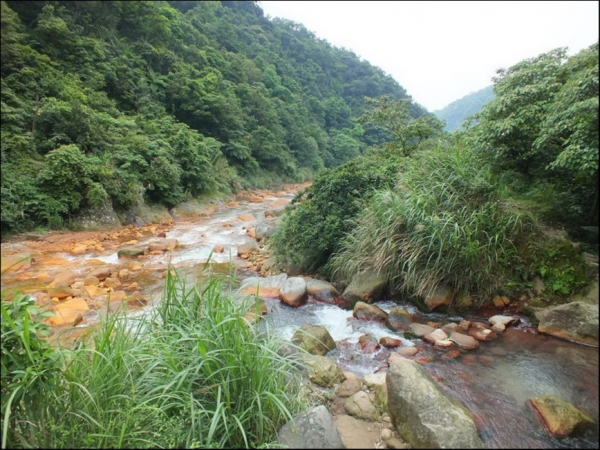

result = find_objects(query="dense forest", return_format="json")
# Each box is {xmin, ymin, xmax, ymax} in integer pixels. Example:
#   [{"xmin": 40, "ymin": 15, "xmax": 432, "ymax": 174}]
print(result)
[
  {"xmin": 1, "ymin": 0, "xmax": 429, "ymax": 237},
  {"xmin": 433, "ymin": 85, "xmax": 494, "ymax": 132}
]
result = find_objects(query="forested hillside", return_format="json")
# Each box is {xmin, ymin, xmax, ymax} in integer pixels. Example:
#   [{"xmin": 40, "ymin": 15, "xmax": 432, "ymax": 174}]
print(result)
[
  {"xmin": 433, "ymin": 85, "xmax": 494, "ymax": 132},
  {"xmin": 1, "ymin": 0, "xmax": 428, "ymax": 237}
]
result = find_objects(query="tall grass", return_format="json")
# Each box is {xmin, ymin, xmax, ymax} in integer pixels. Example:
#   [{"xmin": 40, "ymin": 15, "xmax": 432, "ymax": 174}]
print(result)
[
  {"xmin": 2, "ymin": 269, "xmax": 306, "ymax": 448},
  {"xmin": 330, "ymin": 144, "xmax": 533, "ymax": 305}
]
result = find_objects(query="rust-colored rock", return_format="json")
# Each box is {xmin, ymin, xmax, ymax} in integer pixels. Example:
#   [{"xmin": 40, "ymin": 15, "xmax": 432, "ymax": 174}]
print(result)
[
  {"xmin": 358, "ymin": 334, "xmax": 380, "ymax": 353},
  {"xmin": 379, "ymin": 336, "xmax": 402, "ymax": 348}
]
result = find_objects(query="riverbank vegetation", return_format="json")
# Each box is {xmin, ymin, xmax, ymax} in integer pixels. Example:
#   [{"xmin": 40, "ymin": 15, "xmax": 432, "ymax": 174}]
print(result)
[
  {"xmin": 1, "ymin": 269, "xmax": 309, "ymax": 448},
  {"xmin": 1, "ymin": 0, "xmax": 426, "ymax": 238},
  {"xmin": 272, "ymin": 43, "xmax": 598, "ymax": 303}
]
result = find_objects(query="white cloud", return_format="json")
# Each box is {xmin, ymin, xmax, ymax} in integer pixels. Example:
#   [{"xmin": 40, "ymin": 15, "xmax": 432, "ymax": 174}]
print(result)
[{"xmin": 259, "ymin": 1, "xmax": 599, "ymax": 110}]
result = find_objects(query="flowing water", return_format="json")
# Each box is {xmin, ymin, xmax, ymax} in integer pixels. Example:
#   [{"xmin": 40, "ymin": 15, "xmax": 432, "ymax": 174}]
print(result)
[{"xmin": 2, "ymin": 188, "xmax": 598, "ymax": 448}]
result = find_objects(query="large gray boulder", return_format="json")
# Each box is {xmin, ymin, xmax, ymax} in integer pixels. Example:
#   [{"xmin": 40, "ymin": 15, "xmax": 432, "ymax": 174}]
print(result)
[
  {"xmin": 538, "ymin": 301, "xmax": 599, "ymax": 346},
  {"xmin": 306, "ymin": 278, "xmax": 339, "ymax": 304},
  {"xmin": 279, "ymin": 276, "xmax": 308, "ymax": 307},
  {"xmin": 301, "ymin": 354, "xmax": 346, "ymax": 387},
  {"xmin": 278, "ymin": 405, "xmax": 344, "ymax": 449},
  {"xmin": 387, "ymin": 357, "xmax": 484, "ymax": 448},
  {"xmin": 340, "ymin": 270, "xmax": 387, "ymax": 309}
]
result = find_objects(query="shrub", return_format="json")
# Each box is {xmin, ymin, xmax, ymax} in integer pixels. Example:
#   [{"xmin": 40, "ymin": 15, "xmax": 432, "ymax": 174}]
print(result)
[{"xmin": 331, "ymin": 144, "xmax": 533, "ymax": 305}]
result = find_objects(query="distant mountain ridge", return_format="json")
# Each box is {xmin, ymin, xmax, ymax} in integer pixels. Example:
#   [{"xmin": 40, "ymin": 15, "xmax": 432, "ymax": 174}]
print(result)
[{"xmin": 433, "ymin": 85, "xmax": 494, "ymax": 132}]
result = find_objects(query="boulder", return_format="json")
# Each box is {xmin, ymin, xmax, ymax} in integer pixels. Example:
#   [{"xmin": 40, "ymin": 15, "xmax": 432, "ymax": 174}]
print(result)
[
  {"xmin": 468, "ymin": 324, "xmax": 497, "ymax": 341},
  {"xmin": 237, "ymin": 273, "xmax": 288, "ymax": 298},
  {"xmin": 488, "ymin": 315, "xmax": 519, "ymax": 327},
  {"xmin": 292, "ymin": 324, "xmax": 336, "ymax": 356},
  {"xmin": 335, "ymin": 379, "xmax": 362, "ymax": 397},
  {"xmin": 385, "ymin": 306, "xmax": 414, "ymax": 331},
  {"xmin": 538, "ymin": 301, "xmax": 599, "ymax": 346},
  {"xmin": 278, "ymin": 405, "xmax": 344, "ymax": 449},
  {"xmin": 340, "ymin": 271, "xmax": 387, "ymax": 309},
  {"xmin": 424, "ymin": 284, "xmax": 454, "ymax": 311},
  {"xmin": 48, "ymin": 270, "xmax": 77, "ymax": 288},
  {"xmin": 306, "ymin": 278, "xmax": 339, "ymax": 304},
  {"xmin": 279, "ymin": 276, "xmax": 308, "ymax": 307},
  {"xmin": 380, "ymin": 336, "xmax": 402, "ymax": 348},
  {"xmin": 407, "ymin": 323, "xmax": 435, "ymax": 338},
  {"xmin": 353, "ymin": 301, "xmax": 388, "ymax": 322},
  {"xmin": 301, "ymin": 354, "xmax": 346, "ymax": 387},
  {"xmin": 387, "ymin": 358, "xmax": 484, "ymax": 448},
  {"xmin": 423, "ymin": 328, "xmax": 449, "ymax": 345},
  {"xmin": 237, "ymin": 238, "xmax": 260, "ymax": 256},
  {"xmin": 528, "ymin": 395, "xmax": 595, "ymax": 438},
  {"xmin": 89, "ymin": 267, "xmax": 111, "ymax": 281},
  {"xmin": 344, "ymin": 391, "xmax": 378, "ymax": 421}
]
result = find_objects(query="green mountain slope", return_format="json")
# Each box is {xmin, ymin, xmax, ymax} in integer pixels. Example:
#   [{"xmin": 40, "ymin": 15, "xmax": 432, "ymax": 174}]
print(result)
[
  {"xmin": 1, "ymin": 0, "xmax": 428, "ymax": 236},
  {"xmin": 433, "ymin": 85, "xmax": 494, "ymax": 132}
]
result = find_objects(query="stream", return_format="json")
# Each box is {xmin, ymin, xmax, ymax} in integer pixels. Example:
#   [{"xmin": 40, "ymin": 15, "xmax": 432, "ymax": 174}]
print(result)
[{"xmin": 1, "ymin": 186, "xmax": 598, "ymax": 449}]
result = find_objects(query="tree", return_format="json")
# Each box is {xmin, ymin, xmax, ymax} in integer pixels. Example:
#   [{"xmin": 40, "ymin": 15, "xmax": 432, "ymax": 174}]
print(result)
[{"xmin": 358, "ymin": 96, "xmax": 444, "ymax": 157}]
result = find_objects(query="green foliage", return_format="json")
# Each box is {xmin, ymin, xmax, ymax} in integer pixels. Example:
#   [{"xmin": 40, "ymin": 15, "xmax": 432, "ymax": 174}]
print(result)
[
  {"xmin": 1, "ymin": 293, "xmax": 63, "ymax": 448},
  {"xmin": 271, "ymin": 155, "xmax": 403, "ymax": 274},
  {"xmin": 1, "ymin": 0, "xmax": 423, "ymax": 237},
  {"xmin": 331, "ymin": 144, "xmax": 533, "ymax": 305}
]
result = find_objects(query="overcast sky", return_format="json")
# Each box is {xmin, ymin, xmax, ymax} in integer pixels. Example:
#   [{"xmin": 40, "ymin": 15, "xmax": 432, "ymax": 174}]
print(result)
[{"xmin": 258, "ymin": 1, "xmax": 599, "ymax": 111}]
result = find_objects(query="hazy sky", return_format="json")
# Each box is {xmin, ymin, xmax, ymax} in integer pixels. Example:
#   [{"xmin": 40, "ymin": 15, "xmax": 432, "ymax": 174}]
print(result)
[{"xmin": 258, "ymin": 1, "xmax": 599, "ymax": 111}]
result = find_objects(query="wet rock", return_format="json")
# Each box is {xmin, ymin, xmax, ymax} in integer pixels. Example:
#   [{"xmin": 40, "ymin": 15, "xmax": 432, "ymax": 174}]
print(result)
[
  {"xmin": 538, "ymin": 301, "xmax": 599, "ymax": 347},
  {"xmin": 459, "ymin": 319, "xmax": 471, "ymax": 331},
  {"xmin": 238, "ymin": 213, "xmax": 256, "ymax": 221},
  {"xmin": 478, "ymin": 355, "xmax": 494, "ymax": 367},
  {"xmin": 344, "ymin": 391, "xmax": 378, "ymax": 421},
  {"xmin": 117, "ymin": 247, "xmax": 145, "ymax": 258},
  {"xmin": 449, "ymin": 332, "xmax": 480, "ymax": 350},
  {"xmin": 107, "ymin": 291, "xmax": 127, "ymax": 302},
  {"xmin": 353, "ymin": 301, "xmax": 388, "ymax": 322},
  {"xmin": 491, "ymin": 323, "xmax": 506, "ymax": 333},
  {"xmin": 279, "ymin": 276, "xmax": 308, "ymax": 307},
  {"xmin": 489, "ymin": 315, "xmax": 519, "ymax": 327},
  {"xmin": 85, "ymin": 285, "xmax": 107, "ymax": 297},
  {"xmin": 237, "ymin": 238, "xmax": 260, "ymax": 256},
  {"xmin": 434, "ymin": 339, "xmax": 454, "ymax": 349},
  {"xmin": 528, "ymin": 395, "xmax": 595, "ymax": 438},
  {"xmin": 103, "ymin": 277, "xmax": 121, "ymax": 288},
  {"xmin": 48, "ymin": 270, "xmax": 77, "ymax": 288},
  {"xmin": 306, "ymin": 278, "xmax": 339, "ymax": 304},
  {"xmin": 423, "ymin": 328, "xmax": 448, "ymax": 345},
  {"xmin": 385, "ymin": 307, "xmax": 414, "ymax": 331},
  {"xmin": 1, "ymin": 253, "xmax": 32, "ymax": 272},
  {"xmin": 468, "ymin": 324, "xmax": 497, "ymax": 341},
  {"xmin": 47, "ymin": 298, "xmax": 90, "ymax": 326},
  {"xmin": 278, "ymin": 405, "xmax": 343, "ymax": 449},
  {"xmin": 379, "ymin": 336, "xmax": 402, "ymax": 348},
  {"xmin": 301, "ymin": 354, "xmax": 346, "ymax": 387},
  {"xmin": 118, "ymin": 269, "xmax": 130, "ymax": 279},
  {"xmin": 387, "ymin": 358, "xmax": 484, "ymax": 448},
  {"xmin": 358, "ymin": 334, "xmax": 380, "ymax": 353},
  {"xmin": 396, "ymin": 346, "xmax": 419, "ymax": 357},
  {"xmin": 408, "ymin": 323, "xmax": 435, "ymax": 338},
  {"xmin": 441, "ymin": 322, "xmax": 459, "ymax": 334},
  {"xmin": 489, "ymin": 346, "xmax": 507, "ymax": 356},
  {"xmin": 88, "ymin": 267, "xmax": 110, "ymax": 281},
  {"xmin": 292, "ymin": 324, "xmax": 336, "ymax": 356},
  {"xmin": 335, "ymin": 379, "xmax": 362, "ymax": 397},
  {"xmin": 47, "ymin": 284, "xmax": 74, "ymax": 299},
  {"xmin": 147, "ymin": 238, "xmax": 178, "ymax": 252},
  {"xmin": 492, "ymin": 295, "xmax": 505, "ymax": 308},
  {"xmin": 340, "ymin": 271, "xmax": 387, "ymax": 309},
  {"xmin": 237, "ymin": 273, "xmax": 288, "ymax": 298},
  {"xmin": 424, "ymin": 284, "xmax": 454, "ymax": 311}
]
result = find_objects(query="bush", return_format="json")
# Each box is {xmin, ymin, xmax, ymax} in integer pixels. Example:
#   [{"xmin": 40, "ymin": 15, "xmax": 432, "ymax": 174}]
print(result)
[
  {"xmin": 271, "ymin": 155, "xmax": 403, "ymax": 274},
  {"xmin": 331, "ymin": 144, "xmax": 533, "ymax": 305}
]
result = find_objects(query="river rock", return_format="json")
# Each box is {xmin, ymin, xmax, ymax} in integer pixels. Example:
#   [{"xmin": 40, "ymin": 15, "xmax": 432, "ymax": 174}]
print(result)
[
  {"xmin": 441, "ymin": 322, "xmax": 459, "ymax": 334},
  {"xmin": 380, "ymin": 336, "xmax": 402, "ymax": 348},
  {"xmin": 89, "ymin": 267, "xmax": 111, "ymax": 281},
  {"xmin": 424, "ymin": 284, "xmax": 454, "ymax": 311},
  {"xmin": 489, "ymin": 315, "xmax": 519, "ymax": 327},
  {"xmin": 306, "ymin": 278, "xmax": 339, "ymax": 304},
  {"xmin": 117, "ymin": 247, "xmax": 145, "ymax": 258},
  {"xmin": 147, "ymin": 238, "xmax": 178, "ymax": 252},
  {"xmin": 278, "ymin": 405, "xmax": 343, "ymax": 449},
  {"xmin": 353, "ymin": 301, "xmax": 388, "ymax": 322},
  {"xmin": 468, "ymin": 324, "xmax": 497, "ymax": 341},
  {"xmin": 408, "ymin": 323, "xmax": 435, "ymax": 338},
  {"xmin": 237, "ymin": 273, "xmax": 288, "ymax": 298},
  {"xmin": 423, "ymin": 328, "xmax": 448, "ymax": 345},
  {"xmin": 449, "ymin": 332, "xmax": 480, "ymax": 350},
  {"xmin": 385, "ymin": 306, "xmax": 414, "ymax": 331},
  {"xmin": 340, "ymin": 270, "xmax": 387, "ymax": 309},
  {"xmin": 301, "ymin": 354, "xmax": 346, "ymax": 387},
  {"xmin": 538, "ymin": 301, "xmax": 599, "ymax": 346},
  {"xmin": 358, "ymin": 334, "xmax": 380, "ymax": 353},
  {"xmin": 396, "ymin": 346, "xmax": 419, "ymax": 357},
  {"xmin": 279, "ymin": 276, "xmax": 308, "ymax": 307},
  {"xmin": 334, "ymin": 414, "xmax": 385, "ymax": 449},
  {"xmin": 292, "ymin": 324, "xmax": 336, "ymax": 356},
  {"xmin": 335, "ymin": 379, "xmax": 362, "ymax": 397},
  {"xmin": 1, "ymin": 253, "xmax": 32, "ymax": 272},
  {"xmin": 528, "ymin": 395, "xmax": 595, "ymax": 438},
  {"xmin": 48, "ymin": 270, "xmax": 77, "ymax": 288},
  {"xmin": 387, "ymin": 358, "xmax": 484, "ymax": 448},
  {"xmin": 344, "ymin": 391, "xmax": 378, "ymax": 421},
  {"xmin": 237, "ymin": 238, "xmax": 260, "ymax": 256}
]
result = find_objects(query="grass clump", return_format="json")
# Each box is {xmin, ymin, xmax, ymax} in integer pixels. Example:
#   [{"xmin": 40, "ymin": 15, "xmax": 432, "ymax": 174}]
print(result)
[
  {"xmin": 2, "ymin": 269, "xmax": 306, "ymax": 448},
  {"xmin": 330, "ymin": 144, "xmax": 534, "ymax": 306}
]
